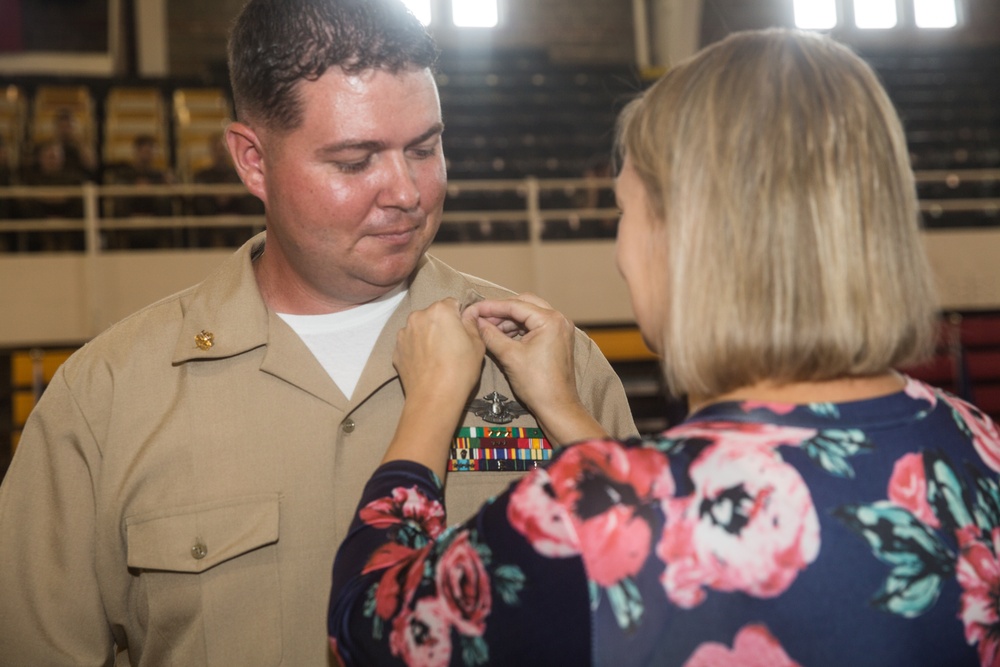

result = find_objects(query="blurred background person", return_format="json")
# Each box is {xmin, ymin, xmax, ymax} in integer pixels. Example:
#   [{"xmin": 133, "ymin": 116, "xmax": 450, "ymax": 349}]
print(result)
[
  {"xmin": 0, "ymin": 135, "xmax": 14, "ymax": 251},
  {"xmin": 52, "ymin": 107, "xmax": 96, "ymax": 180},
  {"xmin": 105, "ymin": 133, "xmax": 174, "ymax": 247},
  {"xmin": 16, "ymin": 139, "xmax": 86, "ymax": 250}
]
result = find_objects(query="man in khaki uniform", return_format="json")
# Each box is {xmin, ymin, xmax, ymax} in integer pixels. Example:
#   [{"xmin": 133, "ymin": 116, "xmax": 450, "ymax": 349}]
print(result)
[{"xmin": 0, "ymin": 0, "xmax": 636, "ymax": 664}]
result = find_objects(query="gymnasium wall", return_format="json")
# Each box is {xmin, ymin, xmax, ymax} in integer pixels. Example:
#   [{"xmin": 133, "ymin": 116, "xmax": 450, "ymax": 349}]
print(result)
[
  {"xmin": 165, "ymin": 0, "xmax": 637, "ymax": 82},
  {"xmin": 700, "ymin": 0, "xmax": 1000, "ymax": 48}
]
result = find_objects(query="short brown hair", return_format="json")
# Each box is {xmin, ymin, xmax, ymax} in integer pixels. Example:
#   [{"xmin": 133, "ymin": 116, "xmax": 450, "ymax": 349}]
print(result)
[
  {"xmin": 617, "ymin": 29, "xmax": 938, "ymax": 398},
  {"xmin": 228, "ymin": 0, "xmax": 438, "ymax": 132}
]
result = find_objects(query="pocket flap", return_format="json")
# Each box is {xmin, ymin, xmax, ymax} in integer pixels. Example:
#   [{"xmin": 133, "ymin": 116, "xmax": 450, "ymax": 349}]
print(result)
[{"xmin": 126, "ymin": 494, "xmax": 279, "ymax": 573}]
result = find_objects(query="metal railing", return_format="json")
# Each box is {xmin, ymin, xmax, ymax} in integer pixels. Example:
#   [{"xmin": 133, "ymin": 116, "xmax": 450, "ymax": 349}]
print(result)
[
  {"xmin": 2, "ymin": 168, "xmax": 999, "ymax": 252},
  {"xmin": 0, "ymin": 177, "xmax": 624, "ymax": 252}
]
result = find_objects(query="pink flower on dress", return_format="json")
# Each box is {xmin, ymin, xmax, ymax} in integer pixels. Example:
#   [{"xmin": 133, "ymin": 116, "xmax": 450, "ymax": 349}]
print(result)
[
  {"xmin": 389, "ymin": 596, "xmax": 454, "ymax": 667},
  {"xmin": 658, "ymin": 442, "xmax": 820, "ymax": 608},
  {"xmin": 903, "ymin": 376, "xmax": 938, "ymax": 406},
  {"xmin": 956, "ymin": 525, "xmax": 1000, "ymax": 666},
  {"xmin": 939, "ymin": 392, "xmax": 1000, "ymax": 474},
  {"xmin": 682, "ymin": 624, "xmax": 802, "ymax": 667},
  {"xmin": 435, "ymin": 531, "xmax": 492, "ymax": 636},
  {"xmin": 741, "ymin": 401, "xmax": 797, "ymax": 415},
  {"xmin": 887, "ymin": 452, "xmax": 940, "ymax": 529},
  {"xmin": 508, "ymin": 440, "xmax": 674, "ymax": 587},
  {"xmin": 506, "ymin": 467, "xmax": 580, "ymax": 557},
  {"xmin": 357, "ymin": 487, "xmax": 446, "ymax": 624},
  {"xmin": 667, "ymin": 421, "xmax": 817, "ymax": 451},
  {"xmin": 365, "ymin": 545, "xmax": 429, "ymax": 621},
  {"xmin": 360, "ymin": 485, "xmax": 446, "ymax": 538},
  {"xmin": 329, "ymin": 637, "xmax": 344, "ymax": 664}
]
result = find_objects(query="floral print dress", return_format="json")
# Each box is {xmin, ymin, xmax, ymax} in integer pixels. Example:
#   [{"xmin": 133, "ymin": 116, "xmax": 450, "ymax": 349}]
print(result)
[{"xmin": 328, "ymin": 377, "xmax": 1000, "ymax": 666}]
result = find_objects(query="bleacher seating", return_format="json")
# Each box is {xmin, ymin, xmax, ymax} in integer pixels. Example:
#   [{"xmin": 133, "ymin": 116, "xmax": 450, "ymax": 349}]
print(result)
[
  {"xmin": 0, "ymin": 85, "xmax": 27, "ymax": 173},
  {"xmin": 0, "ymin": 46, "xmax": 995, "ymax": 249},
  {"xmin": 172, "ymin": 88, "xmax": 233, "ymax": 182},
  {"xmin": 0, "ymin": 45, "xmax": 993, "ymax": 198},
  {"xmin": 865, "ymin": 47, "xmax": 1000, "ymax": 175},
  {"xmin": 29, "ymin": 84, "xmax": 97, "ymax": 155},
  {"xmin": 435, "ymin": 50, "xmax": 640, "ymax": 180},
  {"xmin": 860, "ymin": 48, "xmax": 1000, "ymax": 231},
  {"xmin": 103, "ymin": 87, "xmax": 170, "ymax": 170}
]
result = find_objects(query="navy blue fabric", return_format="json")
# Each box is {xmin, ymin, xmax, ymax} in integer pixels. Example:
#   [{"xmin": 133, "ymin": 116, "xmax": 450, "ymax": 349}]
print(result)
[{"xmin": 329, "ymin": 378, "xmax": 998, "ymax": 666}]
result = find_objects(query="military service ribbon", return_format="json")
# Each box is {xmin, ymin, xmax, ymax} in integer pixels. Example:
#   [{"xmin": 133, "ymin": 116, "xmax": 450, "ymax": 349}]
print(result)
[{"xmin": 449, "ymin": 426, "xmax": 552, "ymax": 472}]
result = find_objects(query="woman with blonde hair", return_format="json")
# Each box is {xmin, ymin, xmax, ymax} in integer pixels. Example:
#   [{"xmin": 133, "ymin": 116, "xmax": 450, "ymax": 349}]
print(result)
[{"xmin": 329, "ymin": 29, "xmax": 1000, "ymax": 666}]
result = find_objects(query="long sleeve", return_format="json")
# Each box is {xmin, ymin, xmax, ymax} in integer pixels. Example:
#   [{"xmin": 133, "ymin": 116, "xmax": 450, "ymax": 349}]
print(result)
[{"xmin": 328, "ymin": 460, "xmax": 593, "ymax": 666}]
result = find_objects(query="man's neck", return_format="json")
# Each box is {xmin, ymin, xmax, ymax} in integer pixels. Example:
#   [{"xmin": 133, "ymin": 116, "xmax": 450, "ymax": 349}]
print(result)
[
  {"xmin": 688, "ymin": 372, "xmax": 906, "ymax": 413},
  {"xmin": 252, "ymin": 246, "xmax": 404, "ymax": 315}
]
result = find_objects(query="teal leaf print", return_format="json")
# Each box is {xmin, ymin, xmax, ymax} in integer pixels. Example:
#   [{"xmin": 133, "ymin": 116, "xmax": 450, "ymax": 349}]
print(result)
[
  {"xmin": 588, "ymin": 580, "xmax": 600, "ymax": 612},
  {"xmin": 470, "ymin": 533, "xmax": 494, "ymax": 566},
  {"xmin": 968, "ymin": 464, "xmax": 1000, "ymax": 535},
  {"xmin": 872, "ymin": 560, "xmax": 944, "ymax": 618},
  {"xmin": 607, "ymin": 577, "xmax": 645, "ymax": 632},
  {"xmin": 395, "ymin": 523, "xmax": 434, "ymax": 550},
  {"xmin": 833, "ymin": 501, "xmax": 954, "ymax": 618},
  {"xmin": 923, "ymin": 451, "xmax": 975, "ymax": 531},
  {"xmin": 801, "ymin": 429, "xmax": 873, "ymax": 478},
  {"xmin": 808, "ymin": 402, "xmax": 841, "ymax": 419},
  {"xmin": 649, "ymin": 435, "xmax": 686, "ymax": 456},
  {"xmin": 493, "ymin": 564, "xmax": 526, "ymax": 606},
  {"xmin": 429, "ymin": 469, "xmax": 444, "ymax": 491},
  {"xmin": 363, "ymin": 583, "xmax": 377, "ymax": 616},
  {"xmin": 362, "ymin": 586, "xmax": 385, "ymax": 639},
  {"xmin": 363, "ymin": 583, "xmax": 378, "ymax": 615},
  {"xmin": 945, "ymin": 398, "xmax": 976, "ymax": 441},
  {"xmin": 461, "ymin": 634, "xmax": 489, "ymax": 666},
  {"xmin": 431, "ymin": 525, "xmax": 465, "ymax": 561}
]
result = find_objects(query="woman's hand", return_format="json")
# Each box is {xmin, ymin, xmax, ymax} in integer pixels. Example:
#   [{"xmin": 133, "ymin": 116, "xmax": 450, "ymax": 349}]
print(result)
[
  {"xmin": 383, "ymin": 298, "xmax": 486, "ymax": 477},
  {"xmin": 464, "ymin": 295, "xmax": 607, "ymax": 445},
  {"xmin": 393, "ymin": 297, "xmax": 485, "ymax": 401}
]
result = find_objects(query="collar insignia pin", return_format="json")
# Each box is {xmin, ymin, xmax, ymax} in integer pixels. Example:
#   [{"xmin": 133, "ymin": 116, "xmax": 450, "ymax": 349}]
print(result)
[{"xmin": 195, "ymin": 330, "xmax": 215, "ymax": 351}]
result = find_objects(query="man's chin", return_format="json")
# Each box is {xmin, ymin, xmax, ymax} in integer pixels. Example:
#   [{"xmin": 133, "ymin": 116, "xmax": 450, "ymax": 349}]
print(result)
[{"xmin": 364, "ymin": 254, "xmax": 424, "ymax": 288}]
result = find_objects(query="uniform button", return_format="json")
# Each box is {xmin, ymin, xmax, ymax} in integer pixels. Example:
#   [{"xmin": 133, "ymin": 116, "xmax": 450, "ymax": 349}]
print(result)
[
  {"xmin": 191, "ymin": 540, "xmax": 208, "ymax": 560},
  {"xmin": 341, "ymin": 418, "xmax": 356, "ymax": 434}
]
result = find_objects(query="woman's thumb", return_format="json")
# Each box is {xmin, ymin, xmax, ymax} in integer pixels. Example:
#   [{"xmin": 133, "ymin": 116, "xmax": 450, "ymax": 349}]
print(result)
[{"xmin": 478, "ymin": 319, "xmax": 514, "ymax": 359}]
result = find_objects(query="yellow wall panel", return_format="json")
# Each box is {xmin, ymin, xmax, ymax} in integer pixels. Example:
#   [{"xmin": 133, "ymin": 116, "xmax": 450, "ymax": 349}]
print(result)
[
  {"xmin": 584, "ymin": 328, "xmax": 658, "ymax": 362},
  {"xmin": 11, "ymin": 349, "xmax": 75, "ymax": 386},
  {"xmin": 12, "ymin": 391, "xmax": 36, "ymax": 427}
]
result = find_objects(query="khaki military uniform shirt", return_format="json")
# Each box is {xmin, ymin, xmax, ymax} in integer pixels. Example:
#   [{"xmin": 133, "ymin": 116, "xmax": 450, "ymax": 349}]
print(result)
[{"xmin": 0, "ymin": 234, "xmax": 636, "ymax": 666}]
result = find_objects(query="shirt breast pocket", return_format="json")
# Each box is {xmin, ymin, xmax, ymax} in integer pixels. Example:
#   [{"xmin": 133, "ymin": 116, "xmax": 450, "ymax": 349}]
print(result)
[
  {"xmin": 125, "ymin": 494, "xmax": 282, "ymax": 666},
  {"xmin": 445, "ymin": 471, "xmax": 527, "ymax": 525}
]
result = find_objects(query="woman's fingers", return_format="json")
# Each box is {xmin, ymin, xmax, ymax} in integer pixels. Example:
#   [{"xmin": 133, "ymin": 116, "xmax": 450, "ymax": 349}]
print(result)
[
  {"xmin": 394, "ymin": 298, "xmax": 485, "ymax": 396},
  {"xmin": 464, "ymin": 294, "xmax": 557, "ymax": 338},
  {"xmin": 476, "ymin": 317, "xmax": 519, "ymax": 359}
]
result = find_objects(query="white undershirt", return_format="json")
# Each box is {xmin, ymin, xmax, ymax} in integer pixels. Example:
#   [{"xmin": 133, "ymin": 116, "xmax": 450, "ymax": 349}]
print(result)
[{"xmin": 277, "ymin": 286, "xmax": 407, "ymax": 399}]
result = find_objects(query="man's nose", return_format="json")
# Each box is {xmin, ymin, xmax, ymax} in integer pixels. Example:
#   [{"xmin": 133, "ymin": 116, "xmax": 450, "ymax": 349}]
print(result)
[{"xmin": 379, "ymin": 153, "xmax": 421, "ymax": 210}]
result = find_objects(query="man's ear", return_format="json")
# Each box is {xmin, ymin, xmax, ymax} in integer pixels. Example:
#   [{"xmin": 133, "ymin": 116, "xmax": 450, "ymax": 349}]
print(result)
[{"xmin": 225, "ymin": 121, "xmax": 267, "ymax": 204}]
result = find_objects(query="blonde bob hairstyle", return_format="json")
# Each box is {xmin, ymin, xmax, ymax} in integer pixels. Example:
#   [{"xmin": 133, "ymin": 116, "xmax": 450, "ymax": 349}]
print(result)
[{"xmin": 616, "ymin": 29, "xmax": 938, "ymax": 399}]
